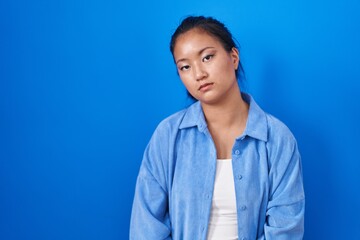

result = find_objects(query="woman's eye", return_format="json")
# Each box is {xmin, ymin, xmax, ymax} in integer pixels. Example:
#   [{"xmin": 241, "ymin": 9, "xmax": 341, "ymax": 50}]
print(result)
[
  {"xmin": 180, "ymin": 65, "xmax": 190, "ymax": 71},
  {"xmin": 203, "ymin": 54, "xmax": 214, "ymax": 62}
]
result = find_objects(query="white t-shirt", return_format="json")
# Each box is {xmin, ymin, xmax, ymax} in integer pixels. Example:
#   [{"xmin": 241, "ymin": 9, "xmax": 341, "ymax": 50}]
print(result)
[{"xmin": 207, "ymin": 159, "xmax": 238, "ymax": 240}]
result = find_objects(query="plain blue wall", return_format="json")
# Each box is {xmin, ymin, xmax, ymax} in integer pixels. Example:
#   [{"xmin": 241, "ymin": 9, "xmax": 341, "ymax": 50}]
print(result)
[{"xmin": 1, "ymin": 0, "xmax": 359, "ymax": 239}]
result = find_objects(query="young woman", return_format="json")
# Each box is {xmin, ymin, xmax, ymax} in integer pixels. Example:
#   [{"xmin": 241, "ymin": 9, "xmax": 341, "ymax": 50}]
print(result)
[{"xmin": 130, "ymin": 16, "xmax": 305, "ymax": 240}]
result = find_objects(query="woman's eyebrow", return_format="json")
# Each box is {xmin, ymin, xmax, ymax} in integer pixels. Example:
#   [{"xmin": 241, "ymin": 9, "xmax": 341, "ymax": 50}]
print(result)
[
  {"xmin": 176, "ymin": 46, "xmax": 215, "ymax": 64},
  {"xmin": 199, "ymin": 46, "xmax": 215, "ymax": 55}
]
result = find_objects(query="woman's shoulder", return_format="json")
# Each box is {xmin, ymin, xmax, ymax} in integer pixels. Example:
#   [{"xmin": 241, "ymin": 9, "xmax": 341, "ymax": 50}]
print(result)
[
  {"xmin": 265, "ymin": 113, "xmax": 293, "ymax": 134},
  {"xmin": 265, "ymin": 113, "xmax": 296, "ymax": 142},
  {"xmin": 152, "ymin": 102, "xmax": 198, "ymax": 136},
  {"xmin": 157, "ymin": 108, "xmax": 188, "ymax": 130},
  {"xmin": 244, "ymin": 93, "xmax": 297, "ymax": 145}
]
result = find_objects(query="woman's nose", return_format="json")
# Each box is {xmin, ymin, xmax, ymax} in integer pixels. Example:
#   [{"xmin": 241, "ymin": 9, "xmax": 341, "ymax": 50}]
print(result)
[{"xmin": 194, "ymin": 64, "xmax": 208, "ymax": 81}]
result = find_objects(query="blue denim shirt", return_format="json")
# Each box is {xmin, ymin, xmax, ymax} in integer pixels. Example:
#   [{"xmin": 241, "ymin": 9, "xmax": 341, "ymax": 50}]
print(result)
[{"xmin": 130, "ymin": 93, "xmax": 305, "ymax": 240}]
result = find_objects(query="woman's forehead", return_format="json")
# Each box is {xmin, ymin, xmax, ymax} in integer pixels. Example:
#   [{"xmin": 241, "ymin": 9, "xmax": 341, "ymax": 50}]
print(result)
[
  {"xmin": 176, "ymin": 28, "xmax": 219, "ymax": 45},
  {"xmin": 173, "ymin": 29, "xmax": 221, "ymax": 56}
]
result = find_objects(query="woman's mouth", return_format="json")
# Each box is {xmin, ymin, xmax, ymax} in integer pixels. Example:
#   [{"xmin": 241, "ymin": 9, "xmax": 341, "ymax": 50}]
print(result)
[{"xmin": 198, "ymin": 83, "xmax": 214, "ymax": 92}]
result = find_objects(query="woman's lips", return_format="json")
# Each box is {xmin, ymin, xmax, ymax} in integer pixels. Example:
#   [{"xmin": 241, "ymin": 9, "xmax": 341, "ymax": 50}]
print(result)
[{"xmin": 198, "ymin": 82, "xmax": 214, "ymax": 92}]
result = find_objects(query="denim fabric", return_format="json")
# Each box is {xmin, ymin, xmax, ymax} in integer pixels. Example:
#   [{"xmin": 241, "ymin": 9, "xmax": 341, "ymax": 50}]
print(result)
[{"xmin": 130, "ymin": 93, "xmax": 305, "ymax": 240}]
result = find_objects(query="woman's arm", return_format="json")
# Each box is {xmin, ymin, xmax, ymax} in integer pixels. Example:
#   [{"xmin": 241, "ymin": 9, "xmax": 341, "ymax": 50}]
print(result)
[
  {"xmin": 264, "ymin": 136, "xmax": 305, "ymax": 240},
  {"xmin": 130, "ymin": 127, "xmax": 172, "ymax": 240},
  {"xmin": 130, "ymin": 163, "xmax": 172, "ymax": 239}
]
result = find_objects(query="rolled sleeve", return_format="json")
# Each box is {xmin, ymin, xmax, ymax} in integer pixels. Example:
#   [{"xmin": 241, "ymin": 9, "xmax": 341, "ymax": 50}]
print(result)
[
  {"xmin": 130, "ymin": 129, "xmax": 172, "ymax": 240},
  {"xmin": 265, "ymin": 136, "xmax": 305, "ymax": 239},
  {"xmin": 130, "ymin": 168, "xmax": 171, "ymax": 239}
]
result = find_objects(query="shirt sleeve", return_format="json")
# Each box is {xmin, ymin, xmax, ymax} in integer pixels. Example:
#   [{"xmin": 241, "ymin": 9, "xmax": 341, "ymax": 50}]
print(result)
[
  {"xmin": 264, "ymin": 134, "xmax": 305, "ymax": 239},
  {"xmin": 130, "ymin": 129, "xmax": 172, "ymax": 240}
]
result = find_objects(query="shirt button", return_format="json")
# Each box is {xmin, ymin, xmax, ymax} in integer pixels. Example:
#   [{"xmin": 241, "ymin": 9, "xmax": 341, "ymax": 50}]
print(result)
[
  {"xmin": 241, "ymin": 238, "xmax": 247, "ymax": 240},
  {"xmin": 234, "ymin": 150, "xmax": 240, "ymax": 155},
  {"xmin": 240, "ymin": 205, "xmax": 247, "ymax": 211},
  {"xmin": 237, "ymin": 174, "xmax": 243, "ymax": 180}
]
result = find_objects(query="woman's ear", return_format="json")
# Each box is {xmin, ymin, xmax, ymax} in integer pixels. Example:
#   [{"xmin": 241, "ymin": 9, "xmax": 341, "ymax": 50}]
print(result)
[{"xmin": 230, "ymin": 47, "xmax": 240, "ymax": 70}]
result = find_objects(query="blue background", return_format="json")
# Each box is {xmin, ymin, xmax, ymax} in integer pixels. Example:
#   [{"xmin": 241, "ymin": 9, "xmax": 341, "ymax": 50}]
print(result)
[{"xmin": 1, "ymin": 0, "xmax": 360, "ymax": 239}]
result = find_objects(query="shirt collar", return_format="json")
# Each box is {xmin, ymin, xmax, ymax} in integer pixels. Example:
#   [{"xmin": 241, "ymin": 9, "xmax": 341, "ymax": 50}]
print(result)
[
  {"xmin": 179, "ymin": 101, "xmax": 207, "ymax": 132},
  {"xmin": 179, "ymin": 93, "xmax": 268, "ymax": 142}
]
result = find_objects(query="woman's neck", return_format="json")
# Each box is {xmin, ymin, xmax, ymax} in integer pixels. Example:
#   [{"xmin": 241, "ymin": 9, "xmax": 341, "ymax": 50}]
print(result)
[{"xmin": 201, "ymin": 89, "xmax": 249, "ymax": 129}]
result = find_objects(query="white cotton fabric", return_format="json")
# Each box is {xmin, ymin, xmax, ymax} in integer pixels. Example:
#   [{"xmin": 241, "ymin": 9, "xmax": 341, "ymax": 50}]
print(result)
[{"xmin": 207, "ymin": 159, "xmax": 238, "ymax": 240}]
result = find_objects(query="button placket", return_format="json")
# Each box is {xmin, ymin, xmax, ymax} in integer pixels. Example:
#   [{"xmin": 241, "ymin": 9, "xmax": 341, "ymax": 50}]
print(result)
[{"xmin": 240, "ymin": 205, "xmax": 247, "ymax": 211}]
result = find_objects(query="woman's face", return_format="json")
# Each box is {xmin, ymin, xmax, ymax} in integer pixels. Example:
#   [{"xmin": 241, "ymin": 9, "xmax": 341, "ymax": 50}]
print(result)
[{"xmin": 173, "ymin": 28, "xmax": 240, "ymax": 105}]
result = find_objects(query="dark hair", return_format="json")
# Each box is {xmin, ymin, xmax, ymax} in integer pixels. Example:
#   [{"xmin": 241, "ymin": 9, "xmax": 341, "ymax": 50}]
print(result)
[
  {"xmin": 169, "ymin": 16, "xmax": 245, "ymax": 101},
  {"xmin": 170, "ymin": 16, "xmax": 244, "ymax": 80}
]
